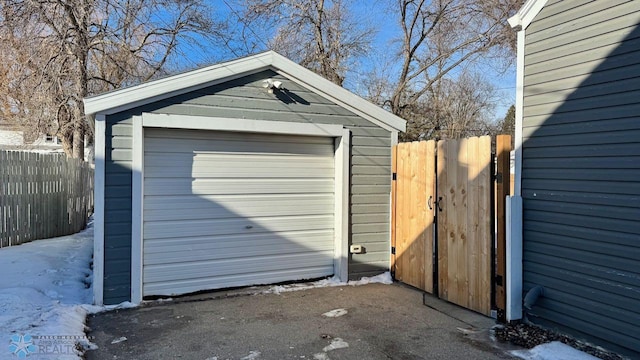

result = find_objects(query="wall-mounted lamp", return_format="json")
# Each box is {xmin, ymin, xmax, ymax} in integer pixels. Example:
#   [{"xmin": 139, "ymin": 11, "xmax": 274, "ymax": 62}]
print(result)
[{"xmin": 263, "ymin": 79, "xmax": 284, "ymax": 94}]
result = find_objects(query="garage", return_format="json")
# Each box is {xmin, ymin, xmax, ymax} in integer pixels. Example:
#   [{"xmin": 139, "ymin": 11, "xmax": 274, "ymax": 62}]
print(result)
[
  {"xmin": 142, "ymin": 128, "xmax": 336, "ymax": 296},
  {"xmin": 84, "ymin": 51, "xmax": 406, "ymax": 305}
]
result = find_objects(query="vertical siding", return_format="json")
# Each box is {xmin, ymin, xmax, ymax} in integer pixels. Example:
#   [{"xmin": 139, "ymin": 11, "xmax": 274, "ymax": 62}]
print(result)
[
  {"xmin": 522, "ymin": 1, "xmax": 640, "ymax": 356},
  {"xmin": 102, "ymin": 70, "xmax": 392, "ymax": 303}
]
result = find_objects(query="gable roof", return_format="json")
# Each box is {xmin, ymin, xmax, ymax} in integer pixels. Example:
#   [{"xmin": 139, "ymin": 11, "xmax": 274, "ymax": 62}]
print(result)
[
  {"xmin": 83, "ymin": 51, "xmax": 406, "ymax": 132},
  {"xmin": 508, "ymin": 0, "xmax": 549, "ymax": 29}
]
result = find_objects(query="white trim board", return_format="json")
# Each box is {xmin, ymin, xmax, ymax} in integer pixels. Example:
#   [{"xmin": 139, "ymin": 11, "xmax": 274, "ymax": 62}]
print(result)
[
  {"xmin": 129, "ymin": 113, "xmax": 350, "ymax": 304},
  {"xmin": 92, "ymin": 115, "xmax": 106, "ymax": 305},
  {"xmin": 130, "ymin": 116, "xmax": 144, "ymax": 304},
  {"xmin": 84, "ymin": 51, "xmax": 406, "ymax": 132},
  {"xmin": 508, "ymin": 0, "xmax": 549, "ymax": 29}
]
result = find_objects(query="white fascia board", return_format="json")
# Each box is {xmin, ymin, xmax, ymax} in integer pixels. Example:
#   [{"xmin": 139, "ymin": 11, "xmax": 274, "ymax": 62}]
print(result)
[
  {"xmin": 84, "ymin": 52, "xmax": 274, "ymax": 115},
  {"xmin": 84, "ymin": 50, "xmax": 406, "ymax": 132},
  {"xmin": 93, "ymin": 114, "xmax": 106, "ymax": 305},
  {"xmin": 142, "ymin": 113, "xmax": 345, "ymax": 137},
  {"xmin": 271, "ymin": 53, "xmax": 406, "ymax": 132},
  {"xmin": 508, "ymin": 0, "xmax": 549, "ymax": 29}
]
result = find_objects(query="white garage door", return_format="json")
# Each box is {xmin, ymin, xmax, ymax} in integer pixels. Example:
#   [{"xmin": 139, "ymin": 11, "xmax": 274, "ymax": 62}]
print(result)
[{"xmin": 142, "ymin": 128, "xmax": 336, "ymax": 296}]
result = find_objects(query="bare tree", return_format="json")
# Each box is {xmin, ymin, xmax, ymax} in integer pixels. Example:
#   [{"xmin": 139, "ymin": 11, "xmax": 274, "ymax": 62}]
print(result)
[
  {"xmin": 402, "ymin": 71, "xmax": 498, "ymax": 141},
  {"xmin": 382, "ymin": 0, "xmax": 521, "ymax": 141},
  {"xmin": 0, "ymin": 0, "xmax": 223, "ymax": 158},
  {"xmin": 243, "ymin": 0, "xmax": 373, "ymax": 86}
]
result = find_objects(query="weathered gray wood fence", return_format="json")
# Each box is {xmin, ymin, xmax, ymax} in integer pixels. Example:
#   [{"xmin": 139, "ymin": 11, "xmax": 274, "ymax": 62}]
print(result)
[{"xmin": 0, "ymin": 151, "xmax": 94, "ymax": 247}]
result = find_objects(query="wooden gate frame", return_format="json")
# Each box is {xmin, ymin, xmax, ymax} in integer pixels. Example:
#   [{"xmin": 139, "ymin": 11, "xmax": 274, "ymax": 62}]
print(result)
[{"xmin": 391, "ymin": 135, "xmax": 511, "ymax": 319}]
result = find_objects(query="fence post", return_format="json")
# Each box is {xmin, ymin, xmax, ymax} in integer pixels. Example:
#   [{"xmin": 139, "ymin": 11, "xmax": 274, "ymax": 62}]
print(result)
[
  {"xmin": 495, "ymin": 135, "xmax": 512, "ymax": 322},
  {"xmin": 390, "ymin": 145, "xmax": 398, "ymax": 279}
]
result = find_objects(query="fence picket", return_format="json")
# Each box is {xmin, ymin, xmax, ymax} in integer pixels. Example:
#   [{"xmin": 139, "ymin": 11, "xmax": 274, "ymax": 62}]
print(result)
[{"xmin": 0, "ymin": 150, "xmax": 94, "ymax": 247}]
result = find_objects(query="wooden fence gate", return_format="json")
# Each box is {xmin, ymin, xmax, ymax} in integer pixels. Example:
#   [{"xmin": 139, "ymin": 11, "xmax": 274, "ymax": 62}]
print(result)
[{"xmin": 392, "ymin": 135, "xmax": 510, "ymax": 317}]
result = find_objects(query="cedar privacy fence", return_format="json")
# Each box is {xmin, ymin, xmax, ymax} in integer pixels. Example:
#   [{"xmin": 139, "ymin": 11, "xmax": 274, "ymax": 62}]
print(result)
[
  {"xmin": 391, "ymin": 135, "xmax": 512, "ymax": 321},
  {"xmin": 0, "ymin": 151, "xmax": 94, "ymax": 247}
]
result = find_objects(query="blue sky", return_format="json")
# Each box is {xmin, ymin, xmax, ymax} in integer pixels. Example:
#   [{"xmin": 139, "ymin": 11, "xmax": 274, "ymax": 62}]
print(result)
[{"xmin": 172, "ymin": 0, "xmax": 516, "ymax": 121}]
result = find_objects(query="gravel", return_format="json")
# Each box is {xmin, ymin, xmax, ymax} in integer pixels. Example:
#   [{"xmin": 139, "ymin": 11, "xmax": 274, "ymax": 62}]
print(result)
[{"xmin": 493, "ymin": 322, "xmax": 626, "ymax": 360}]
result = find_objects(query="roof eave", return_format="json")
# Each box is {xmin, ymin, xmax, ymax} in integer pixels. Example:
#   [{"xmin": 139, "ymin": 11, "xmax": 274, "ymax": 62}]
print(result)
[{"xmin": 84, "ymin": 51, "xmax": 406, "ymax": 133}]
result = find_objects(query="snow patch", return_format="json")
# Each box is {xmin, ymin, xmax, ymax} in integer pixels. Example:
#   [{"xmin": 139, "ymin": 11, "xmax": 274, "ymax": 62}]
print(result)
[
  {"xmin": 348, "ymin": 272, "xmax": 393, "ymax": 286},
  {"xmin": 110, "ymin": 336, "xmax": 127, "ymax": 344},
  {"xmin": 265, "ymin": 272, "xmax": 393, "ymax": 294},
  {"xmin": 83, "ymin": 301, "xmax": 138, "ymax": 315},
  {"xmin": 323, "ymin": 338, "xmax": 349, "ymax": 352},
  {"xmin": 322, "ymin": 309, "xmax": 348, "ymax": 318},
  {"xmin": 240, "ymin": 350, "xmax": 261, "ymax": 359},
  {"xmin": 0, "ymin": 221, "xmax": 94, "ymax": 359},
  {"xmin": 511, "ymin": 341, "xmax": 600, "ymax": 360},
  {"xmin": 313, "ymin": 353, "xmax": 330, "ymax": 360}
]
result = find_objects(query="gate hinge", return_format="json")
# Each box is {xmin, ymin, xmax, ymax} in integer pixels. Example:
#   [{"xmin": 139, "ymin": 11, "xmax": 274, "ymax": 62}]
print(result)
[
  {"xmin": 495, "ymin": 275, "xmax": 503, "ymax": 286},
  {"xmin": 494, "ymin": 173, "xmax": 503, "ymax": 183},
  {"xmin": 391, "ymin": 246, "xmax": 396, "ymax": 255},
  {"xmin": 392, "ymin": 172, "xmax": 397, "ymax": 181}
]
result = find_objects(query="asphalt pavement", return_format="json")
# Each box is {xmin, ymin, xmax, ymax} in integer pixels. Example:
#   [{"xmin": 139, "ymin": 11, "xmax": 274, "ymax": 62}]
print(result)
[{"xmin": 86, "ymin": 282, "xmax": 516, "ymax": 360}]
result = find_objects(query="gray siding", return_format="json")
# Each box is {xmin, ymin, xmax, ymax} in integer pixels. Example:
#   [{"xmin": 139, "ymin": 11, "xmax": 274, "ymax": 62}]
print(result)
[
  {"xmin": 103, "ymin": 69, "xmax": 392, "ymax": 304},
  {"xmin": 522, "ymin": 1, "xmax": 640, "ymax": 356}
]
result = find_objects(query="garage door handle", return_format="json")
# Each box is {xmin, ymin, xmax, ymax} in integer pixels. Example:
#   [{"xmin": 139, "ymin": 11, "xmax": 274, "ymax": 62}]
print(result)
[{"xmin": 245, "ymin": 225, "xmax": 253, "ymax": 229}]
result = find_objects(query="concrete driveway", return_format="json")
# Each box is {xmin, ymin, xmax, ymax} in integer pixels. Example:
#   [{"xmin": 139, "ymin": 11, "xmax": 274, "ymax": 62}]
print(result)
[{"xmin": 86, "ymin": 283, "xmax": 514, "ymax": 360}]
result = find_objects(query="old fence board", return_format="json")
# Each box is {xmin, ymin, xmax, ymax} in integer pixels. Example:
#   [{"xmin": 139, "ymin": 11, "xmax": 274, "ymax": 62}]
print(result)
[{"xmin": 0, "ymin": 151, "xmax": 94, "ymax": 247}]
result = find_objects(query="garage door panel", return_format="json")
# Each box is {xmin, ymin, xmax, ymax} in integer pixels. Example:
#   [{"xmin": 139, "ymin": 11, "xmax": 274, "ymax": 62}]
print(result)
[
  {"xmin": 144, "ymin": 153, "xmax": 335, "ymax": 170},
  {"xmin": 145, "ymin": 128, "xmax": 335, "ymax": 145},
  {"xmin": 144, "ymin": 241, "xmax": 335, "ymax": 265},
  {"xmin": 145, "ymin": 165, "xmax": 333, "ymax": 180},
  {"xmin": 144, "ymin": 230, "xmax": 334, "ymax": 254},
  {"xmin": 144, "ymin": 215, "xmax": 334, "ymax": 240},
  {"xmin": 145, "ymin": 138, "xmax": 335, "ymax": 156},
  {"xmin": 144, "ymin": 197, "xmax": 335, "ymax": 221},
  {"xmin": 143, "ymin": 266, "xmax": 335, "ymax": 296},
  {"xmin": 142, "ymin": 129, "xmax": 337, "ymax": 297},
  {"xmin": 144, "ymin": 194, "xmax": 334, "ymax": 211},
  {"xmin": 144, "ymin": 178, "xmax": 335, "ymax": 196},
  {"xmin": 143, "ymin": 252, "xmax": 334, "ymax": 283}
]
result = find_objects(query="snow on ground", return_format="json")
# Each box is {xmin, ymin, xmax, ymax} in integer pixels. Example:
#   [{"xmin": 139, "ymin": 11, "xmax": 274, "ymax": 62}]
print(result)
[
  {"xmin": 265, "ymin": 271, "xmax": 393, "ymax": 294},
  {"xmin": 511, "ymin": 341, "xmax": 600, "ymax": 360},
  {"xmin": 1, "ymin": 221, "xmax": 94, "ymax": 359}
]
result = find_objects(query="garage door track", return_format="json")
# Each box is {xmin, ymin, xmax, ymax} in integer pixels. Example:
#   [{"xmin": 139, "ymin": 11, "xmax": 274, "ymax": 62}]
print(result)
[{"xmin": 86, "ymin": 283, "xmax": 514, "ymax": 360}]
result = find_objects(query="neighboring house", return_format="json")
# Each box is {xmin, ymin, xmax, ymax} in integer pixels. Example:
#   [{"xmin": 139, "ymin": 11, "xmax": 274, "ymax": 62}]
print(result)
[
  {"xmin": 509, "ymin": 0, "xmax": 640, "ymax": 357},
  {"xmin": 0, "ymin": 120, "xmax": 63, "ymax": 151},
  {"xmin": 84, "ymin": 51, "xmax": 406, "ymax": 306}
]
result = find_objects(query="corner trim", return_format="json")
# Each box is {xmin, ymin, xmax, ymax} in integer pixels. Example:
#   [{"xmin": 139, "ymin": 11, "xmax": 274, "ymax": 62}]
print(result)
[
  {"xmin": 514, "ymin": 30, "xmax": 525, "ymax": 197},
  {"xmin": 93, "ymin": 114, "xmax": 106, "ymax": 305},
  {"xmin": 131, "ymin": 116, "xmax": 144, "ymax": 305},
  {"xmin": 506, "ymin": 196, "xmax": 523, "ymax": 321},
  {"xmin": 334, "ymin": 128, "xmax": 350, "ymax": 282}
]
